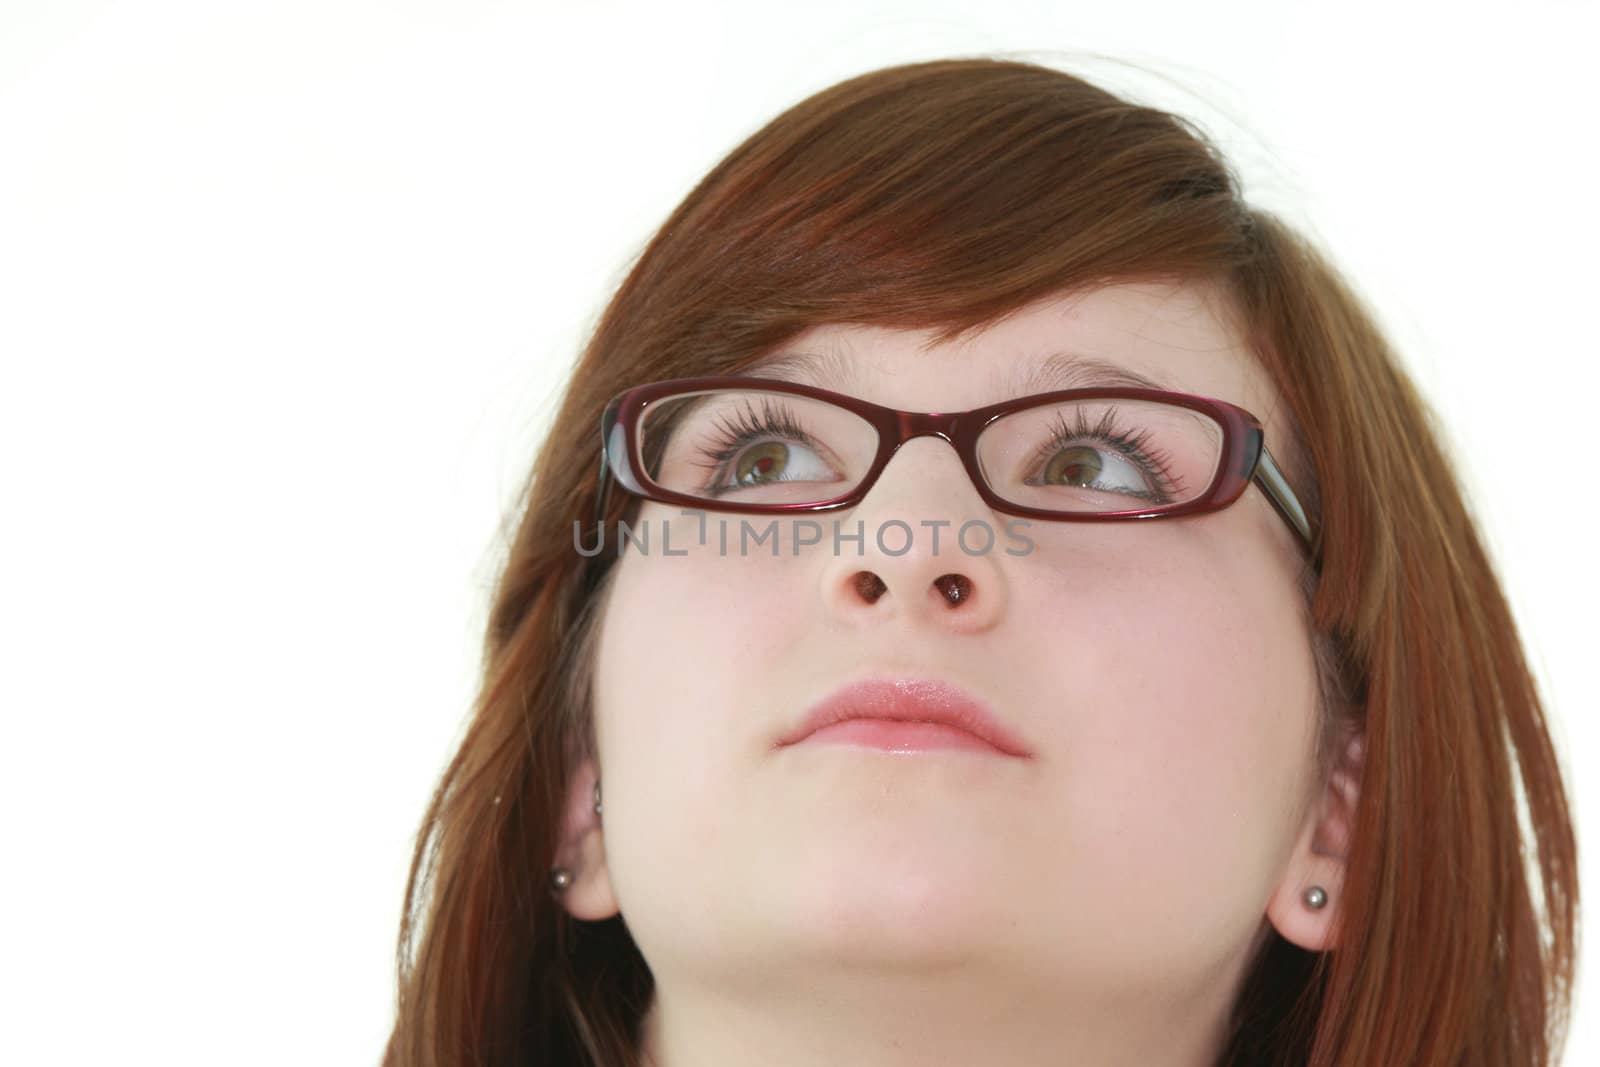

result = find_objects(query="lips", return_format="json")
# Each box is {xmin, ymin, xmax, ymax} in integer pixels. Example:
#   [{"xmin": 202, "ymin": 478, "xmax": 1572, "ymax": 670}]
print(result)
[{"xmin": 777, "ymin": 675, "xmax": 1032, "ymax": 758}]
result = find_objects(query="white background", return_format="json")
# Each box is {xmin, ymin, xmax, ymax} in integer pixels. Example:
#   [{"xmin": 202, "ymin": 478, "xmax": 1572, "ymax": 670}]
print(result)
[{"xmin": 2, "ymin": 1, "xmax": 1594, "ymax": 1063}]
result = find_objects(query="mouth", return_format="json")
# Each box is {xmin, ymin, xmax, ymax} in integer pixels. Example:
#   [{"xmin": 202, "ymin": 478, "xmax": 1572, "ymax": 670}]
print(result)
[{"xmin": 776, "ymin": 675, "xmax": 1032, "ymax": 759}]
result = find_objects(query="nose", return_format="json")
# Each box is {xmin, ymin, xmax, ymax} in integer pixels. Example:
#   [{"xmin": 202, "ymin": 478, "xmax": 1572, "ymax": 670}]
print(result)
[{"xmin": 816, "ymin": 435, "xmax": 1009, "ymax": 634}]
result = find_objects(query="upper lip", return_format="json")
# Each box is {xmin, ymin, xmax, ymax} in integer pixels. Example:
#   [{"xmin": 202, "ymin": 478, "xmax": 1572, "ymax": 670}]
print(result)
[{"xmin": 776, "ymin": 675, "xmax": 1033, "ymax": 758}]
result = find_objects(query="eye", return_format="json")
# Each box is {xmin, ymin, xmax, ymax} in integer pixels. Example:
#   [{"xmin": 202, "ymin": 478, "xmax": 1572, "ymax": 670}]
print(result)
[
  {"xmin": 723, "ymin": 438, "xmax": 832, "ymax": 489},
  {"xmin": 1037, "ymin": 444, "xmax": 1157, "ymax": 497},
  {"xmin": 1014, "ymin": 404, "xmax": 1181, "ymax": 504},
  {"xmin": 693, "ymin": 399, "xmax": 846, "ymax": 497}
]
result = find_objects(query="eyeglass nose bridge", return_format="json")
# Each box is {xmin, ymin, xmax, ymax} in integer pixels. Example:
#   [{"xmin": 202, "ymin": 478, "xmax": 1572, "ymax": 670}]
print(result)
[
  {"xmin": 859, "ymin": 408, "xmax": 985, "ymax": 498},
  {"xmin": 894, "ymin": 410, "xmax": 964, "ymax": 437}
]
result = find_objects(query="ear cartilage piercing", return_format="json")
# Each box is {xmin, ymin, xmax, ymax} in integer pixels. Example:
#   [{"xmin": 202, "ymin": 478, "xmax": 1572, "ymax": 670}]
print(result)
[
  {"xmin": 1303, "ymin": 885, "xmax": 1328, "ymax": 910},
  {"xmin": 594, "ymin": 780, "xmax": 602, "ymax": 816}
]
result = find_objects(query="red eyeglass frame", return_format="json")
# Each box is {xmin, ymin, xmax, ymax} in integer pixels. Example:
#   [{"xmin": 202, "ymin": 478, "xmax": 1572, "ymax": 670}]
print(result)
[{"xmin": 589, "ymin": 375, "xmax": 1318, "ymax": 560}]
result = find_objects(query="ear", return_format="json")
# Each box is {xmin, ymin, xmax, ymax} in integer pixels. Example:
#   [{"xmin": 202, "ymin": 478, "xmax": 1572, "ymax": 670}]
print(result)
[
  {"xmin": 550, "ymin": 756, "xmax": 621, "ymax": 920},
  {"xmin": 1264, "ymin": 732, "xmax": 1364, "ymax": 951}
]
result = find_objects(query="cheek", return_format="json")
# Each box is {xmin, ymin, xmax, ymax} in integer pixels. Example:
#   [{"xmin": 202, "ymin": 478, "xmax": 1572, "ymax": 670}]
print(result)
[
  {"xmin": 590, "ymin": 513, "xmax": 808, "ymax": 900},
  {"xmin": 599, "ymin": 513, "xmax": 806, "ymax": 707},
  {"xmin": 1026, "ymin": 516, "xmax": 1313, "ymax": 747},
  {"xmin": 1020, "ymin": 523, "xmax": 1317, "ymax": 914}
]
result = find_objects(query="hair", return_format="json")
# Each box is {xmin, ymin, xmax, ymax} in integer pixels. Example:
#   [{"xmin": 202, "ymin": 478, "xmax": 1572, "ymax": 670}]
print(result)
[{"xmin": 380, "ymin": 56, "xmax": 1578, "ymax": 1066}]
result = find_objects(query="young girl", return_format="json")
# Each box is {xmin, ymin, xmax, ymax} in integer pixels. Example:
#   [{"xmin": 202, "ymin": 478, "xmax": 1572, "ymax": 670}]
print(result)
[{"xmin": 381, "ymin": 57, "xmax": 1578, "ymax": 1066}]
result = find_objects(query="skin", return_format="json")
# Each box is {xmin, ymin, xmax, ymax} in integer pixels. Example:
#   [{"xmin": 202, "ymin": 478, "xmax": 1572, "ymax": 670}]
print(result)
[{"xmin": 553, "ymin": 280, "xmax": 1366, "ymax": 1067}]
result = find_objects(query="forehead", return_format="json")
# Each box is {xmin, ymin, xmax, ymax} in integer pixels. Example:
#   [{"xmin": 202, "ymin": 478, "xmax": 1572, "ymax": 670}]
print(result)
[{"xmin": 742, "ymin": 280, "xmax": 1281, "ymax": 423}]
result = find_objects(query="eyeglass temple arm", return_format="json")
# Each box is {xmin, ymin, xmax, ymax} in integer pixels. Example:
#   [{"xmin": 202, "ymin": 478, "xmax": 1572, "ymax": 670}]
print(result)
[
  {"xmin": 591, "ymin": 398, "xmax": 624, "ymax": 535},
  {"xmin": 592, "ymin": 440, "xmax": 613, "ymax": 532},
  {"xmin": 580, "ymin": 439, "xmax": 615, "ymax": 598},
  {"xmin": 1253, "ymin": 446, "xmax": 1314, "ymax": 549}
]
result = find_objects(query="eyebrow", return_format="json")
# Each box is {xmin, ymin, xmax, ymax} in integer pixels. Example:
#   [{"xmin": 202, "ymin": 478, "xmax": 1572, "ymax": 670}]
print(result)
[
  {"xmin": 741, "ymin": 347, "xmax": 1173, "ymax": 398},
  {"xmin": 740, "ymin": 347, "xmax": 864, "ymax": 389},
  {"xmin": 997, "ymin": 351, "xmax": 1172, "ymax": 395}
]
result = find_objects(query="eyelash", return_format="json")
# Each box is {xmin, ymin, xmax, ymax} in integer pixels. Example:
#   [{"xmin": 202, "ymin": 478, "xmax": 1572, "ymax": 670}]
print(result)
[
  {"xmin": 1028, "ymin": 405, "xmax": 1182, "ymax": 504},
  {"xmin": 690, "ymin": 400, "xmax": 1182, "ymax": 502},
  {"xmin": 691, "ymin": 399, "xmax": 822, "ymax": 496}
]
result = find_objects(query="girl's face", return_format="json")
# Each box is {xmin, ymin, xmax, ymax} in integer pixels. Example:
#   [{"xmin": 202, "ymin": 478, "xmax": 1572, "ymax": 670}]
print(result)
[{"xmin": 561, "ymin": 281, "xmax": 1354, "ymax": 1062}]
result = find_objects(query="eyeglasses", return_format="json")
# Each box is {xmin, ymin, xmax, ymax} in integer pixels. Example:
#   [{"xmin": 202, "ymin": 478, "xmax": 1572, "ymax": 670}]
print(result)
[{"xmin": 590, "ymin": 376, "xmax": 1317, "ymax": 556}]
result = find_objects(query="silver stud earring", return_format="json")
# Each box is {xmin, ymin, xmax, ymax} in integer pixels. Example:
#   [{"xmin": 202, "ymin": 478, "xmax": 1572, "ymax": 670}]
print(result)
[
  {"xmin": 594, "ymin": 780, "xmax": 602, "ymax": 816},
  {"xmin": 1303, "ymin": 885, "xmax": 1328, "ymax": 910}
]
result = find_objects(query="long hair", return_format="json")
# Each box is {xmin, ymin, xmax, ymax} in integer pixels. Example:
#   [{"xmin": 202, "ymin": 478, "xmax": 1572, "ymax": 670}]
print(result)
[{"xmin": 381, "ymin": 56, "xmax": 1578, "ymax": 1066}]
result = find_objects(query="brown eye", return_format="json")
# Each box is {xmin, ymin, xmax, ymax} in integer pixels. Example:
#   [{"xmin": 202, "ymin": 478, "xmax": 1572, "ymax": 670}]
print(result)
[
  {"xmin": 1042, "ymin": 446, "xmax": 1103, "ymax": 487},
  {"xmin": 734, "ymin": 441, "xmax": 791, "ymax": 486}
]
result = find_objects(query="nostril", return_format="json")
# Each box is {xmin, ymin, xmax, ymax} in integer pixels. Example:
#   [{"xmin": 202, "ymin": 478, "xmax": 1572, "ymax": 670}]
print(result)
[
  {"xmin": 853, "ymin": 571, "xmax": 887, "ymax": 603},
  {"xmin": 934, "ymin": 573, "xmax": 971, "ymax": 606}
]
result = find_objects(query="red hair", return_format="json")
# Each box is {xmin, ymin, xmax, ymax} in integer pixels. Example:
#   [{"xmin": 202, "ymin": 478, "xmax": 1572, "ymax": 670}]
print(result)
[{"xmin": 382, "ymin": 57, "xmax": 1578, "ymax": 1066}]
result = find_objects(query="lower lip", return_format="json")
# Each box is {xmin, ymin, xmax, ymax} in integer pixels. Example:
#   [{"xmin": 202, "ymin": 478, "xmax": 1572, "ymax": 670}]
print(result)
[{"xmin": 796, "ymin": 719, "xmax": 1006, "ymax": 754}]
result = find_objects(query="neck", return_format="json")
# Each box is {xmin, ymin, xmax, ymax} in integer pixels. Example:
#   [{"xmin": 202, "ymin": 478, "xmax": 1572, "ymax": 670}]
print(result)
[{"xmin": 635, "ymin": 966, "xmax": 1235, "ymax": 1067}]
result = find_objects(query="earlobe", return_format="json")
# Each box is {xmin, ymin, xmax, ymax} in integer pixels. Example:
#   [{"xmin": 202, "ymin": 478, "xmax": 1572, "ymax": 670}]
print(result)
[
  {"xmin": 1265, "ymin": 733, "xmax": 1364, "ymax": 952},
  {"xmin": 549, "ymin": 761, "xmax": 621, "ymax": 920},
  {"xmin": 1264, "ymin": 825, "xmax": 1345, "ymax": 952}
]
